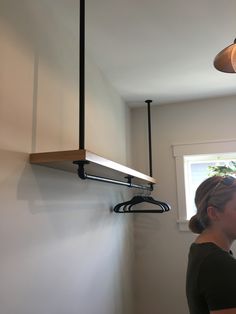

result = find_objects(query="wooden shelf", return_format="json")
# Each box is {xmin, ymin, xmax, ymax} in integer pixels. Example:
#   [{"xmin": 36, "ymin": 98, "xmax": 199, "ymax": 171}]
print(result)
[{"xmin": 29, "ymin": 149, "xmax": 156, "ymax": 185}]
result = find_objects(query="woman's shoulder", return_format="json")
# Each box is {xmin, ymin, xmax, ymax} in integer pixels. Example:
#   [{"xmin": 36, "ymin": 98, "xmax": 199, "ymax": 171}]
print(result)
[
  {"xmin": 193, "ymin": 242, "xmax": 236, "ymax": 272},
  {"xmin": 190, "ymin": 242, "xmax": 226, "ymax": 255},
  {"xmin": 189, "ymin": 242, "xmax": 234, "ymax": 266}
]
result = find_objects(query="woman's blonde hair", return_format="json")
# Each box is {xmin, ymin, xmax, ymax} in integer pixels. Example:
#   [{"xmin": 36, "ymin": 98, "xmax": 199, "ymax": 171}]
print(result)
[{"xmin": 189, "ymin": 175, "xmax": 236, "ymax": 234}]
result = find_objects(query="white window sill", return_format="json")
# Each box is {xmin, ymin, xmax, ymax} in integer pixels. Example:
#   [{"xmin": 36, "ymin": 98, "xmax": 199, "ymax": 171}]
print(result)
[{"xmin": 177, "ymin": 219, "xmax": 190, "ymax": 232}]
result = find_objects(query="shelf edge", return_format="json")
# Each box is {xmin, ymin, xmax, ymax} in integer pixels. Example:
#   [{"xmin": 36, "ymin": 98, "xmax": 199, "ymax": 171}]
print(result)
[
  {"xmin": 85, "ymin": 150, "xmax": 156, "ymax": 183},
  {"xmin": 29, "ymin": 149, "xmax": 156, "ymax": 184}
]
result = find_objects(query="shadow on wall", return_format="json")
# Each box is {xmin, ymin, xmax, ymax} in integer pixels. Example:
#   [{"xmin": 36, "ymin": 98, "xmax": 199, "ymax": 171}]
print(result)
[
  {"xmin": 0, "ymin": 149, "xmax": 132, "ymax": 238},
  {"xmin": 17, "ymin": 155, "xmax": 132, "ymax": 237},
  {"xmin": 0, "ymin": 148, "xmax": 134, "ymax": 314}
]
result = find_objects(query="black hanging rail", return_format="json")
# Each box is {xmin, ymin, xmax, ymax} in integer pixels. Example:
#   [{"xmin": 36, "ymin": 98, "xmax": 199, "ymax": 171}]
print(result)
[{"xmin": 73, "ymin": 160, "xmax": 153, "ymax": 190}]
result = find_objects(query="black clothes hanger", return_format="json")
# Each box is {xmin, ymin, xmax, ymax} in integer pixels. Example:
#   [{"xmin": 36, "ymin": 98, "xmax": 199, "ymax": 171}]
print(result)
[
  {"xmin": 114, "ymin": 194, "xmax": 171, "ymax": 213},
  {"xmin": 125, "ymin": 195, "xmax": 166, "ymax": 211},
  {"xmin": 113, "ymin": 99, "xmax": 171, "ymax": 214}
]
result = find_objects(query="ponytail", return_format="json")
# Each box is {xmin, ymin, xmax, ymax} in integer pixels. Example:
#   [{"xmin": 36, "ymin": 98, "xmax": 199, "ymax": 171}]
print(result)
[{"xmin": 188, "ymin": 214, "xmax": 205, "ymax": 234}]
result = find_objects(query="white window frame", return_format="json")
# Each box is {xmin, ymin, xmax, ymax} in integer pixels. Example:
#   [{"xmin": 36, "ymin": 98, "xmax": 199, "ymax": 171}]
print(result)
[{"xmin": 172, "ymin": 139, "xmax": 236, "ymax": 231}]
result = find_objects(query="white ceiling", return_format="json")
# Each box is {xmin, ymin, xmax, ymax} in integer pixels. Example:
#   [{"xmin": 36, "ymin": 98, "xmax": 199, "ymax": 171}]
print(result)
[{"xmin": 86, "ymin": 0, "xmax": 236, "ymax": 106}]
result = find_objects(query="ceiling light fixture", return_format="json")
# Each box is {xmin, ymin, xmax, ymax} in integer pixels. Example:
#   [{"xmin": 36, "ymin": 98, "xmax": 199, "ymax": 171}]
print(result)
[{"xmin": 214, "ymin": 39, "xmax": 236, "ymax": 73}]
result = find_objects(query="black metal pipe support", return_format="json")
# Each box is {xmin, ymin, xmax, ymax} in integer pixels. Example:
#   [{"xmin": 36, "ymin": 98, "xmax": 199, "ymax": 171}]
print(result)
[
  {"xmin": 79, "ymin": 0, "xmax": 85, "ymax": 149},
  {"xmin": 74, "ymin": 161, "xmax": 153, "ymax": 191},
  {"xmin": 78, "ymin": 0, "xmax": 154, "ymax": 192},
  {"xmin": 145, "ymin": 99, "xmax": 153, "ymax": 178}
]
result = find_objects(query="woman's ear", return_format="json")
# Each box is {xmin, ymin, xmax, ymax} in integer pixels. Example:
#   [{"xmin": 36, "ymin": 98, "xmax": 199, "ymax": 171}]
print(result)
[{"xmin": 207, "ymin": 206, "xmax": 220, "ymax": 221}]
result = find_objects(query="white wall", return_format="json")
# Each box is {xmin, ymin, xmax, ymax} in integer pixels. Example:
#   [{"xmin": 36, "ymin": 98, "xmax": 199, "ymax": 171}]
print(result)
[
  {"xmin": 131, "ymin": 95, "xmax": 236, "ymax": 314},
  {"xmin": 86, "ymin": 56, "xmax": 131, "ymax": 165},
  {"xmin": 0, "ymin": 1, "xmax": 133, "ymax": 314}
]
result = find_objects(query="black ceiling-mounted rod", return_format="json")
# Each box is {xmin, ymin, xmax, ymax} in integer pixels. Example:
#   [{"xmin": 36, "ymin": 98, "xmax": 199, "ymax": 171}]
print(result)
[
  {"xmin": 113, "ymin": 102, "xmax": 172, "ymax": 213},
  {"xmin": 79, "ymin": 0, "xmax": 85, "ymax": 149},
  {"xmin": 145, "ymin": 99, "xmax": 153, "ymax": 178},
  {"xmin": 75, "ymin": 0, "xmax": 153, "ymax": 191},
  {"xmin": 145, "ymin": 99, "xmax": 153, "ymax": 190}
]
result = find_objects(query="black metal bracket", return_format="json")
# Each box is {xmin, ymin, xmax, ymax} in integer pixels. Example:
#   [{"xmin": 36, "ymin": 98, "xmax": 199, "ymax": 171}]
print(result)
[
  {"xmin": 73, "ymin": 161, "xmax": 153, "ymax": 191},
  {"xmin": 73, "ymin": 160, "xmax": 89, "ymax": 180}
]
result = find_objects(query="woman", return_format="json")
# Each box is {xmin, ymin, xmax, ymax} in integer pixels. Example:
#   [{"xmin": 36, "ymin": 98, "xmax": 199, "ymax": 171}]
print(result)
[{"xmin": 186, "ymin": 175, "xmax": 236, "ymax": 314}]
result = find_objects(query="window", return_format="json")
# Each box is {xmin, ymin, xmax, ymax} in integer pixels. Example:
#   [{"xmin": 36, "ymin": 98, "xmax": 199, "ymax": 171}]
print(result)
[
  {"xmin": 184, "ymin": 154, "xmax": 236, "ymax": 220},
  {"xmin": 172, "ymin": 140, "xmax": 236, "ymax": 231}
]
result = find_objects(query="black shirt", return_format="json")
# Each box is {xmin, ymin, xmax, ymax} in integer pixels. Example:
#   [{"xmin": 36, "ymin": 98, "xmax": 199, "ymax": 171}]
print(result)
[{"xmin": 186, "ymin": 242, "xmax": 236, "ymax": 314}]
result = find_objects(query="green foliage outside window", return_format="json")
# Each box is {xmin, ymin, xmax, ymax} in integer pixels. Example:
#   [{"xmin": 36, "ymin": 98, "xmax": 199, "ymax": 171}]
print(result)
[{"xmin": 208, "ymin": 161, "xmax": 236, "ymax": 176}]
